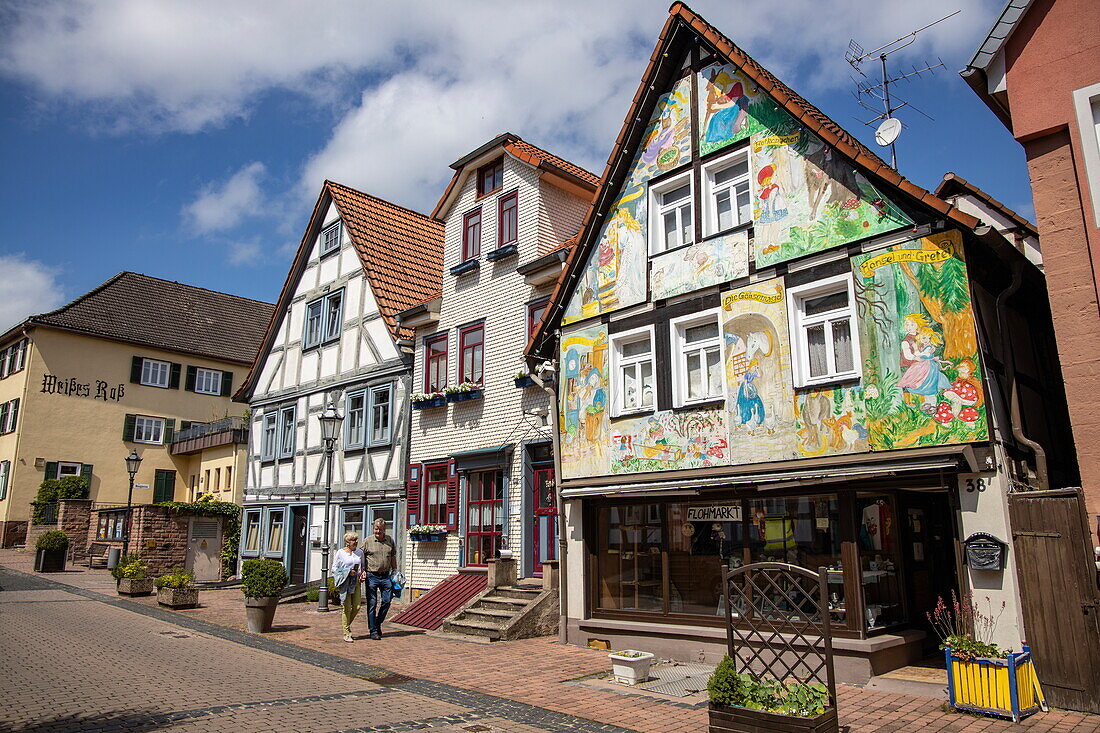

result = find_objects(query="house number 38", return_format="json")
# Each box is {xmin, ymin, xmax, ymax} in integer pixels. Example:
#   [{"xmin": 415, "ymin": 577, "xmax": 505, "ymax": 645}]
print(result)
[{"xmin": 965, "ymin": 477, "xmax": 988, "ymax": 493}]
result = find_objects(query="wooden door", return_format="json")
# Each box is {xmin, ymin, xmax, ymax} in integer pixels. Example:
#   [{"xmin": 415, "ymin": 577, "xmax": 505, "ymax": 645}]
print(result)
[
  {"xmin": 289, "ymin": 508, "xmax": 308, "ymax": 585},
  {"xmin": 532, "ymin": 466, "xmax": 556, "ymax": 576},
  {"xmin": 1009, "ymin": 488, "xmax": 1100, "ymax": 714}
]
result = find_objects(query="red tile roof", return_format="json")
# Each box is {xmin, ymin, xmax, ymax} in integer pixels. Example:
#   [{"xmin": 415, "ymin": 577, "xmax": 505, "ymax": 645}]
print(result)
[
  {"xmin": 235, "ymin": 181, "xmax": 442, "ymax": 401},
  {"xmin": 527, "ymin": 2, "xmax": 981, "ymax": 358},
  {"xmin": 935, "ymin": 172, "xmax": 1038, "ymax": 237},
  {"xmin": 1, "ymin": 272, "xmax": 274, "ymax": 365},
  {"xmin": 504, "ymin": 138, "xmax": 601, "ymax": 188}
]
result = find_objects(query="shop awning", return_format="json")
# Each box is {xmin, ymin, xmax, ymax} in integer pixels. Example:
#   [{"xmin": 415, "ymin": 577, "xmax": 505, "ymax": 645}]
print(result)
[
  {"xmin": 560, "ymin": 448, "xmax": 971, "ymax": 499},
  {"xmin": 451, "ymin": 444, "xmax": 513, "ymax": 472}
]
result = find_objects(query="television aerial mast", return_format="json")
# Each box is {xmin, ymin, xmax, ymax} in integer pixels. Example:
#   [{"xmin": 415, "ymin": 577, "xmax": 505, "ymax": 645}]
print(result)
[{"xmin": 846, "ymin": 10, "xmax": 960, "ymax": 168}]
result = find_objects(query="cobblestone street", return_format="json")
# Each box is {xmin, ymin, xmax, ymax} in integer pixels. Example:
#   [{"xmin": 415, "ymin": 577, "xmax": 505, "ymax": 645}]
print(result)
[{"xmin": 2, "ymin": 553, "xmax": 1099, "ymax": 732}]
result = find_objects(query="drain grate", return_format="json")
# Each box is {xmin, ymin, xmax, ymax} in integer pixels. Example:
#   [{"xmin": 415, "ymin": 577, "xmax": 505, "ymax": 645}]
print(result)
[
  {"xmin": 635, "ymin": 662, "xmax": 713, "ymax": 697},
  {"xmin": 368, "ymin": 673, "xmax": 415, "ymax": 686}
]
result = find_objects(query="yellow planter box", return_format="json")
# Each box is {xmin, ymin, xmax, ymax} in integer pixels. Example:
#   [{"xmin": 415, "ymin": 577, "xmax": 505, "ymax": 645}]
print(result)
[{"xmin": 945, "ymin": 648, "xmax": 1045, "ymax": 722}]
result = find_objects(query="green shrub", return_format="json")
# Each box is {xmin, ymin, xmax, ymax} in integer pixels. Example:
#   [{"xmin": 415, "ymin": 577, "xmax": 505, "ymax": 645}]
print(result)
[
  {"xmin": 155, "ymin": 567, "xmax": 195, "ymax": 590},
  {"xmin": 305, "ymin": 587, "xmax": 320, "ymax": 603},
  {"xmin": 111, "ymin": 554, "xmax": 148, "ymax": 580},
  {"xmin": 707, "ymin": 656, "xmax": 829, "ymax": 718},
  {"xmin": 35, "ymin": 530, "xmax": 69, "ymax": 552},
  {"xmin": 56, "ymin": 476, "xmax": 90, "ymax": 500},
  {"xmin": 241, "ymin": 558, "xmax": 287, "ymax": 598}
]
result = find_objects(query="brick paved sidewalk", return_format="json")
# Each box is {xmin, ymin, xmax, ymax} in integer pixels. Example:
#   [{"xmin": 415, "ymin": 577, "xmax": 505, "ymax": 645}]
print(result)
[{"xmin": 4, "ymin": 549, "xmax": 1098, "ymax": 733}]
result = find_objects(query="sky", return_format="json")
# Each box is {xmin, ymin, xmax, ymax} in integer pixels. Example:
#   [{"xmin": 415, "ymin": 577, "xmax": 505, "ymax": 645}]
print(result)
[{"xmin": 0, "ymin": 0, "xmax": 1029, "ymax": 332}]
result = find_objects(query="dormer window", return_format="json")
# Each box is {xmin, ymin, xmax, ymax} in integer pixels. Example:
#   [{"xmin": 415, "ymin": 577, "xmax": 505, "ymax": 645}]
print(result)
[
  {"xmin": 320, "ymin": 221, "xmax": 342, "ymax": 257},
  {"xmin": 477, "ymin": 159, "xmax": 503, "ymax": 197}
]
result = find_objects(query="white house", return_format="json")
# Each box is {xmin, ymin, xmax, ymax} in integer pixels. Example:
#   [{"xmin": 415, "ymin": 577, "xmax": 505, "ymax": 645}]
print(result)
[
  {"xmin": 236, "ymin": 180, "xmax": 443, "ymax": 584},
  {"xmin": 396, "ymin": 133, "xmax": 598, "ymax": 596}
]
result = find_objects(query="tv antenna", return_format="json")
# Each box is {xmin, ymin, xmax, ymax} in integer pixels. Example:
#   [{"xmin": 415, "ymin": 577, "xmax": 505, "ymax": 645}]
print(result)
[{"xmin": 846, "ymin": 10, "xmax": 959, "ymax": 168}]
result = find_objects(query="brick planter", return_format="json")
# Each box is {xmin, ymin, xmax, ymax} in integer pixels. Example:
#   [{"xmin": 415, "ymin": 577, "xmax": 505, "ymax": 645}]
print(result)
[
  {"xmin": 117, "ymin": 578, "xmax": 154, "ymax": 596},
  {"xmin": 157, "ymin": 587, "xmax": 199, "ymax": 609}
]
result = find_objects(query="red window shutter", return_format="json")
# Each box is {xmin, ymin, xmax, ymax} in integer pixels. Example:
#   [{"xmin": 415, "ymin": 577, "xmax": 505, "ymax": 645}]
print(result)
[
  {"xmin": 445, "ymin": 458, "xmax": 459, "ymax": 532},
  {"xmin": 405, "ymin": 463, "xmax": 421, "ymax": 527}
]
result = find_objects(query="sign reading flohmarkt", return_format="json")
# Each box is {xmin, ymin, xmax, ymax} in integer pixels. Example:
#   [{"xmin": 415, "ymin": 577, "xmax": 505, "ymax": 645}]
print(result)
[
  {"xmin": 685, "ymin": 505, "xmax": 743, "ymax": 522},
  {"xmin": 40, "ymin": 374, "xmax": 126, "ymax": 402}
]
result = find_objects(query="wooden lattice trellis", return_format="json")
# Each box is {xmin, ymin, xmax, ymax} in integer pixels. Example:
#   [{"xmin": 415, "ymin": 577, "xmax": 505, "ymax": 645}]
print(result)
[{"xmin": 722, "ymin": 562, "xmax": 837, "ymax": 705}]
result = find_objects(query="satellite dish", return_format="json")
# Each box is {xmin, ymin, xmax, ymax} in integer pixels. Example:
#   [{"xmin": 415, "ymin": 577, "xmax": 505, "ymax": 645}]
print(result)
[{"xmin": 875, "ymin": 117, "xmax": 902, "ymax": 147}]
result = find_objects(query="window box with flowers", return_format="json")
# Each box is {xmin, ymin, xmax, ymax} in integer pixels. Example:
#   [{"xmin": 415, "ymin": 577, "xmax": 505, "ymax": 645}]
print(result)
[
  {"xmin": 411, "ymin": 392, "xmax": 446, "ymax": 410},
  {"xmin": 513, "ymin": 370, "xmax": 536, "ymax": 388},
  {"xmin": 445, "ymin": 382, "xmax": 482, "ymax": 403},
  {"xmin": 408, "ymin": 524, "xmax": 448, "ymax": 542}
]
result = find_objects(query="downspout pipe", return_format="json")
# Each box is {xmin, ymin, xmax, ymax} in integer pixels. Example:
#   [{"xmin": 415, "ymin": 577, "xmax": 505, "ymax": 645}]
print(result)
[
  {"xmin": 530, "ymin": 358, "xmax": 569, "ymax": 645},
  {"xmin": 994, "ymin": 246, "xmax": 1049, "ymax": 490}
]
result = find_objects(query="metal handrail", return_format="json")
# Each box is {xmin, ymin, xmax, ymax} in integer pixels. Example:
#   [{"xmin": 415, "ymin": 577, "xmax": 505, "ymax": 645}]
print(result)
[{"xmin": 172, "ymin": 416, "xmax": 248, "ymax": 443}]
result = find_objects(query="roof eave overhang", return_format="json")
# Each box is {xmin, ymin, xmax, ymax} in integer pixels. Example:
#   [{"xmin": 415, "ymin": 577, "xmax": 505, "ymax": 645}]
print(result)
[{"xmin": 396, "ymin": 296, "xmax": 443, "ymax": 329}]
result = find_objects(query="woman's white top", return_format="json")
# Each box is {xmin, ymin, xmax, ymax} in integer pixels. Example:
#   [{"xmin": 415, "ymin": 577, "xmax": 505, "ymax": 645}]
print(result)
[{"xmin": 333, "ymin": 547, "xmax": 365, "ymax": 573}]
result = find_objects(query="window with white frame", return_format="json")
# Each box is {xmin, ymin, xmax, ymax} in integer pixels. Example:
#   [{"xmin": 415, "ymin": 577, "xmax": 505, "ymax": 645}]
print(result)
[
  {"xmin": 57, "ymin": 462, "xmax": 82, "ymax": 478},
  {"xmin": 261, "ymin": 413, "xmax": 277, "ymax": 461},
  {"xmin": 278, "ymin": 406, "xmax": 296, "ymax": 458},
  {"xmin": 194, "ymin": 368, "xmax": 222, "ymax": 395},
  {"xmin": 610, "ymin": 327, "xmax": 656, "ymax": 415},
  {"xmin": 0, "ymin": 460, "xmax": 9, "ymax": 500},
  {"xmin": 134, "ymin": 415, "xmax": 166, "ymax": 444},
  {"xmin": 265, "ymin": 509, "xmax": 285, "ymax": 555},
  {"xmin": 787, "ymin": 274, "xmax": 860, "ymax": 387},
  {"xmin": 320, "ymin": 220, "xmax": 342, "ymax": 256},
  {"xmin": 650, "ymin": 173, "xmax": 694, "ymax": 253},
  {"xmin": 672, "ymin": 312, "xmax": 724, "ymax": 406},
  {"xmin": 140, "ymin": 358, "xmax": 171, "ymax": 388},
  {"xmin": 703, "ymin": 151, "xmax": 751, "ymax": 235},
  {"xmin": 303, "ymin": 290, "xmax": 343, "ymax": 349}
]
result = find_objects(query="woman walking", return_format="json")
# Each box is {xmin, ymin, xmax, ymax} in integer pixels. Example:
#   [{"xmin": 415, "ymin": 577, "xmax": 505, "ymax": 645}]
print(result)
[{"xmin": 332, "ymin": 531, "xmax": 366, "ymax": 642}]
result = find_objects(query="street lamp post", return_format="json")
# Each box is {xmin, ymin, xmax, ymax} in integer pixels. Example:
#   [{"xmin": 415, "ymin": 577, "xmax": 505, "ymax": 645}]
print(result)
[
  {"xmin": 123, "ymin": 450, "xmax": 142, "ymax": 557},
  {"xmin": 316, "ymin": 404, "xmax": 344, "ymax": 612}
]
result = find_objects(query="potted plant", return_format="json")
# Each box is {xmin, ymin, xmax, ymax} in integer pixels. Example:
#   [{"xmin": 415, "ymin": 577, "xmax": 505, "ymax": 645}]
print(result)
[
  {"xmin": 112, "ymin": 554, "xmax": 153, "ymax": 596},
  {"xmin": 707, "ymin": 656, "xmax": 836, "ymax": 733},
  {"xmin": 155, "ymin": 567, "xmax": 198, "ymax": 609},
  {"xmin": 408, "ymin": 524, "xmax": 447, "ymax": 542},
  {"xmin": 34, "ymin": 530, "xmax": 69, "ymax": 572},
  {"xmin": 608, "ymin": 649, "xmax": 656, "ymax": 685},
  {"xmin": 444, "ymin": 382, "xmax": 482, "ymax": 402},
  {"xmin": 411, "ymin": 391, "xmax": 446, "ymax": 409},
  {"xmin": 929, "ymin": 592, "xmax": 1042, "ymax": 721},
  {"xmin": 242, "ymin": 557, "xmax": 288, "ymax": 633},
  {"xmin": 513, "ymin": 370, "xmax": 536, "ymax": 388}
]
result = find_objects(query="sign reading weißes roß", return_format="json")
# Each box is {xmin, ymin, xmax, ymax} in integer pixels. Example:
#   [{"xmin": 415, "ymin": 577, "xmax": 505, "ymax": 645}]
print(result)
[{"xmin": 40, "ymin": 374, "xmax": 125, "ymax": 402}]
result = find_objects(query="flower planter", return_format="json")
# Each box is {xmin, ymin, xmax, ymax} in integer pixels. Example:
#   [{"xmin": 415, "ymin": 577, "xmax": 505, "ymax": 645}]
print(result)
[
  {"xmin": 446, "ymin": 389, "xmax": 482, "ymax": 403},
  {"xmin": 117, "ymin": 577, "xmax": 154, "ymax": 596},
  {"xmin": 410, "ymin": 532, "xmax": 446, "ymax": 542},
  {"xmin": 245, "ymin": 596, "xmax": 280, "ymax": 633},
  {"xmin": 34, "ymin": 549, "xmax": 66, "ymax": 573},
  {"xmin": 157, "ymin": 587, "xmax": 199, "ymax": 609},
  {"xmin": 608, "ymin": 650, "xmax": 655, "ymax": 685},
  {"xmin": 708, "ymin": 702, "xmax": 838, "ymax": 733},
  {"xmin": 945, "ymin": 648, "xmax": 1044, "ymax": 722},
  {"xmin": 409, "ymin": 532, "xmax": 424, "ymax": 541},
  {"xmin": 412, "ymin": 396, "xmax": 446, "ymax": 410},
  {"xmin": 513, "ymin": 375, "xmax": 536, "ymax": 388}
]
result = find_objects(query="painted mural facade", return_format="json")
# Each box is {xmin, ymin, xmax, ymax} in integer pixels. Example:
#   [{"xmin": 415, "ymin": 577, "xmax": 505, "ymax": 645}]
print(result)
[
  {"xmin": 610, "ymin": 409, "xmax": 727, "ymax": 474},
  {"xmin": 560, "ymin": 324, "xmax": 610, "ymax": 478},
  {"xmin": 720, "ymin": 279, "xmax": 799, "ymax": 464},
  {"xmin": 650, "ymin": 231, "xmax": 748, "ymax": 301},
  {"xmin": 794, "ymin": 386, "xmax": 868, "ymax": 457},
  {"xmin": 853, "ymin": 230, "xmax": 989, "ymax": 450},
  {"xmin": 751, "ymin": 114, "xmax": 913, "ymax": 269},
  {"xmin": 698, "ymin": 62, "xmax": 787, "ymax": 156}
]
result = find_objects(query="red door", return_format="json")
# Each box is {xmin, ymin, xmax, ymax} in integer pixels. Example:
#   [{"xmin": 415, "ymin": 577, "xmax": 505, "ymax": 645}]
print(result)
[{"xmin": 532, "ymin": 466, "xmax": 557, "ymax": 576}]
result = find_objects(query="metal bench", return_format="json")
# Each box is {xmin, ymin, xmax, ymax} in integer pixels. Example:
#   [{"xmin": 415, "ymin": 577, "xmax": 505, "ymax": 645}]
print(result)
[{"xmin": 83, "ymin": 542, "xmax": 112, "ymax": 569}]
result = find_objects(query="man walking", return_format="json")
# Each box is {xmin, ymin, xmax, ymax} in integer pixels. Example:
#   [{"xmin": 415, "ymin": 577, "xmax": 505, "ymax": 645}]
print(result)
[{"xmin": 362, "ymin": 517, "xmax": 397, "ymax": 640}]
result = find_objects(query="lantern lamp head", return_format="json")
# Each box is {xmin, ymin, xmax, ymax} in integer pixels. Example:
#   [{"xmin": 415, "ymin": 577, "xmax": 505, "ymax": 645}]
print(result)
[
  {"xmin": 318, "ymin": 405, "xmax": 344, "ymax": 446},
  {"xmin": 125, "ymin": 450, "xmax": 142, "ymax": 477}
]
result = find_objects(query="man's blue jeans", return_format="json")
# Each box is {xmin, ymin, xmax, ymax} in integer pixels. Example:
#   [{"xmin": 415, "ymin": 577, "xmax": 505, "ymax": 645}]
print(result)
[{"xmin": 366, "ymin": 573, "xmax": 393, "ymax": 634}]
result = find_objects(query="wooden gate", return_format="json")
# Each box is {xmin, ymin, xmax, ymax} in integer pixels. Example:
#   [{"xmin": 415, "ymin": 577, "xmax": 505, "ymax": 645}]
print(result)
[{"xmin": 1008, "ymin": 488, "xmax": 1100, "ymax": 714}]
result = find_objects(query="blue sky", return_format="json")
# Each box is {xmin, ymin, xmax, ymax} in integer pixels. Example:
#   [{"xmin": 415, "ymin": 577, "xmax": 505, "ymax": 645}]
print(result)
[{"xmin": 0, "ymin": 0, "xmax": 1027, "ymax": 332}]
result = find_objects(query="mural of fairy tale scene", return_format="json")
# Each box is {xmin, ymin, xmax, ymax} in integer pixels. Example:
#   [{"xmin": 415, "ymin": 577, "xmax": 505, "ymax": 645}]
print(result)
[
  {"xmin": 650, "ymin": 231, "xmax": 749, "ymax": 301},
  {"xmin": 852, "ymin": 230, "xmax": 989, "ymax": 450},
  {"xmin": 697, "ymin": 62, "xmax": 791, "ymax": 156},
  {"xmin": 750, "ymin": 110, "xmax": 913, "ymax": 269},
  {"xmin": 720, "ymin": 279, "xmax": 800, "ymax": 464},
  {"xmin": 563, "ymin": 76, "xmax": 692, "ymax": 325},
  {"xmin": 794, "ymin": 386, "xmax": 868, "ymax": 457},
  {"xmin": 610, "ymin": 409, "xmax": 728, "ymax": 474},
  {"xmin": 560, "ymin": 324, "xmax": 610, "ymax": 478}
]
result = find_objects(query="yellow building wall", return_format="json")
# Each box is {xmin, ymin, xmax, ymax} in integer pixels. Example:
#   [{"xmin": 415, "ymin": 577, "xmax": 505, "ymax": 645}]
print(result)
[
  {"xmin": 0, "ymin": 327, "xmax": 253, "ymax": 524},
  {"xmin": 181, "ymin": 442, "xmax": 249, "ymax": 506}
]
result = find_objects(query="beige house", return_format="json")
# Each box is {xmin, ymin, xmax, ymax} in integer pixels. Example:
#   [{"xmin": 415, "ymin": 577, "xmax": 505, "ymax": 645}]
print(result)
[{"xmin": 0, "ymin": 272, "xmax": 274, "ymax": 546}]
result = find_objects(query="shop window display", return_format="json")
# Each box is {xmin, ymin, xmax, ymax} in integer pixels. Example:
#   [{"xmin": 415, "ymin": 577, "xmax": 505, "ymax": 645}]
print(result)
[
  {"xmin": 597, "ymin": 504, "xmax": 664, "ymax": 612},
  {"xmin": 856, "ymin": 494, "xmax": 905, "ymax": 630}
]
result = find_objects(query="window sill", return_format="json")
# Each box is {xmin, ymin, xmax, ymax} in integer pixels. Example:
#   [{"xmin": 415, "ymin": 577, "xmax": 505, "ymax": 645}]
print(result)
[
  {"xmin": 139, "ymin": 382, "xmax": 170, "ymax": 389},
  {"xmin": 475, "ymin": 187, "xmax": 503, "ymax": 201},
  {"xmin": 649, "ymin": 240, "xmax": 697, "ymax": 259},
  {"xmin": 673, "ymin": 398, "xmax": 725, "ymax": 412},
  {"xmin": 701, "ymin": 220, "xmax": 753, "ymax": 242},
  {"xmin": 794, "ymin": 374, "xmax": 862, "ymax": 391},
  {"xmin": 486, "ymin": 242, "xmax": 518, "ymax": 261},
  {"xmin": 610, "ymin": 408, "xmax": 656, "ymax": 422},
  {"xmin": 318, "ymin": 246, "xmax": 340, "ymax": 259},
  {"xmin": 450, "ymin": 259, "xmax": 480, "ymax": 276}
]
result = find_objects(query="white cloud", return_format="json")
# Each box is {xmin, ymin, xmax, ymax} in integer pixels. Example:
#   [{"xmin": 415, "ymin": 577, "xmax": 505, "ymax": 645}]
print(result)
[
  {"xmin": 2, "ymin": 0, "xmax": 999, "ymax": 212},
  {"xmin": 0, "ymin": 254, "xmax": 65, "ymax": 332},
  {"xmin": 227, "ymin": 240, "xmax": 263, "ymax": 266},
  {"xmin": 183, "ymin": 162, "xmax": 266, "ymax": 234}
]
